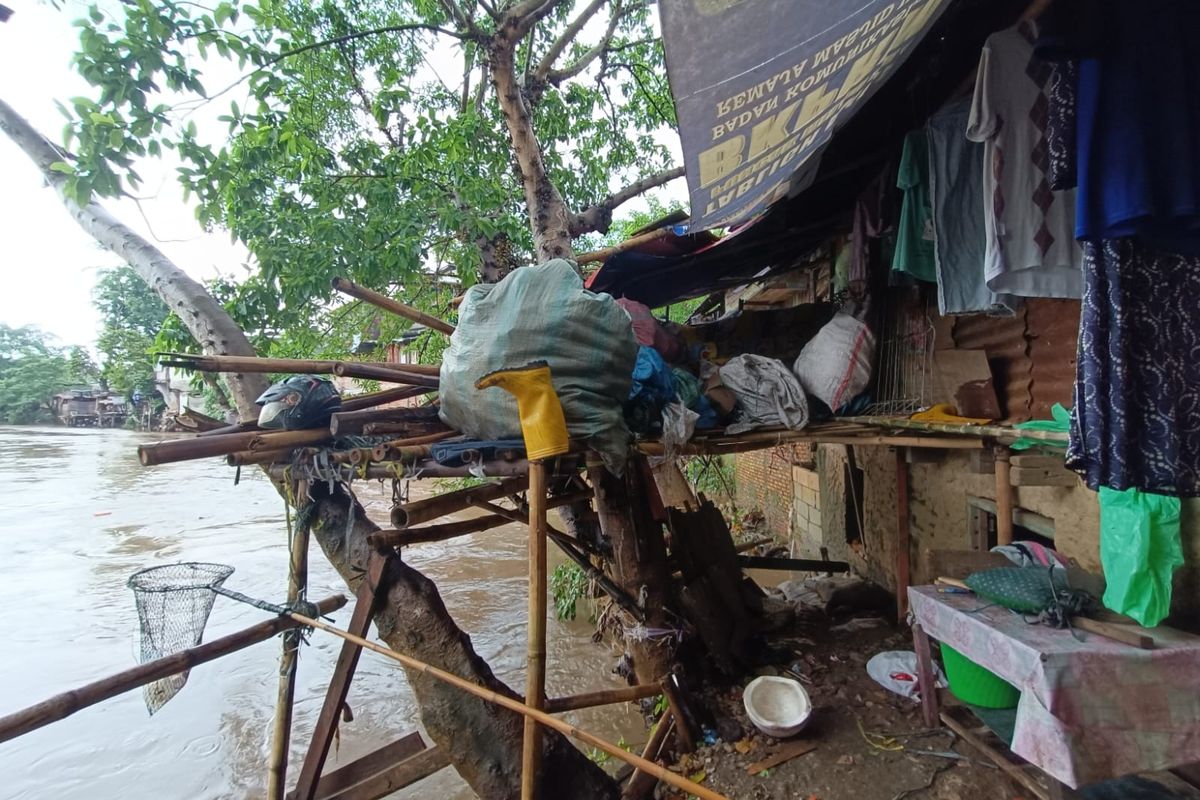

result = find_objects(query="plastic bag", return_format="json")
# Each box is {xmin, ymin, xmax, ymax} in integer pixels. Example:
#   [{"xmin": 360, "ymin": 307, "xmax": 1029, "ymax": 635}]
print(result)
[
  {"xmin": 1098, "ymin": 487, "xmax": 1183, "ymax": 626},
  {"xmin": 866, "ymin": 651, "xmax": 946, "ymax": 701},
  {"xmin": 1010, "ymin": 403, "xmax": 1071, "ymax": 450},
  {"xmin": 439, "ymin": 260, "xmax": 638, "ymax": 472}
]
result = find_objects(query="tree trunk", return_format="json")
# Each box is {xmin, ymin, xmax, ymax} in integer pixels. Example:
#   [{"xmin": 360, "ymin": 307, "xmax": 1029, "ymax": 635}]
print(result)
[
  {"xmin": 0, "ymin": 98, "xmax": 267, "ymax": 421},
  {"xmin": 488, "ymin": 39, "xmax": 574, "ymax": 263},
  {"xmin": 587, "ymin": 458, "xmax": 675, "ymax": 684},
  {"xmin": 0, "ymin": 97, "xmax": 618, "ymax": 800},
  {"xmin": 307, "ymin": 484, "xmax": 617, "ymax": 800}
]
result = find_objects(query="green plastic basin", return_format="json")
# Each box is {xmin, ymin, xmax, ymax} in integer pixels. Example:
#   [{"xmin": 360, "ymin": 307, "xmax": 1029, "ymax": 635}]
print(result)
[{"xmin": 939, "ymin": 643, "xmax": 1020, "ymax": 709}]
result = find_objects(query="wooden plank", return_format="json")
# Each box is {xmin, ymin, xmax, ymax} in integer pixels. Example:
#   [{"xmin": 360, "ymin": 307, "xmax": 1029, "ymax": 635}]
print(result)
[
  {"xmin": 1073, "ymin": 617, "xmax": 1155, "ymax": 649},
  {"xmin": 940, "ymin": 710, "xmax": 1051, "ymax": 800},
  {"xmin": 285, "ymin": 732, "xmax": 426, "ymax": 800},
  {"xmin": 745, "ymin": 739, "xmax": 817, "ymax": 775},
  {"xmin": 293, "ymin": 554, "xmax": 389, "ymax": 800},
  {"xmin": 995, "ymin": 449, "xmax": 1013, "ymax": 546},
  {"xmin": 325, "ymin": 746, "xmax": 451, "ymax": 800},
  {"xmin": 649, "ymin": 460, "xmax": 700, "ymax": 512},
  {"xmin": 1010, "ymin": 454, "xmax": 1066, "ymax": 469},
  {"xmin": 1011, "ymin": 466, "xmax": 1078, "ymax": 487}
]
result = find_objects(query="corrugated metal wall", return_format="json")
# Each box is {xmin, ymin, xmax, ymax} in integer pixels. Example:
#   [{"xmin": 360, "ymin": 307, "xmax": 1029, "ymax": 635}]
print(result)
[{"xmin": 944, "ymin": 299, "xmax": 1079, "ymax": 422}]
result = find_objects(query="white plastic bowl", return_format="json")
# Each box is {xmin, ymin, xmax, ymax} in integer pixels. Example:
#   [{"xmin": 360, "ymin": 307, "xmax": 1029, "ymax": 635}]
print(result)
[{"xmin": 742, "ymin": 675, "xmax": 813, "ymax": 738}]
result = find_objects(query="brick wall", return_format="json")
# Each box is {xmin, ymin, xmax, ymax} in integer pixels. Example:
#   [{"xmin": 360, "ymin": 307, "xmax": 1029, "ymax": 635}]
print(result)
[
  {"xmin": 792, "ymin": 465, "xmax": 822, "ymax": 546},
  {"xmin": 735, "ymin": 443, "xmax": 812, "ymax": 539}
]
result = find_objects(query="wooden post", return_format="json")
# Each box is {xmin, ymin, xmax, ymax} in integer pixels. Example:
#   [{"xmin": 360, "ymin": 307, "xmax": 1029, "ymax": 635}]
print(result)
[
  {"xmin": 0, "ymin": 594, "xmax": 347, "ymax": 745},
  {"xmin": 623, "ymin": 711, "xmax": 675, "ymax": 800},
  {"xmin": 293, "ymin": 553, "xmax": 389, "ymax": 800},
  {"xmin": 268, "ymin": 480, "xmax": 310, "ymax": 799},
  {"xmin": 995, "ymin": 447, "xmax": 1014, "ymax": 546},
  {"xmin": 522, "ymin": 459, "xmax": 548, "ymax": 800},
  {"xmin": 331, "ymin": 276, "xmax": 456, "ymax": 336},
  {"xmin": 895, "ymin": 448, "xmax": 911, "ymax": 623},
  {"xmin": 911, "ymin": 623, "xmax": 939, "ymax": 728}
]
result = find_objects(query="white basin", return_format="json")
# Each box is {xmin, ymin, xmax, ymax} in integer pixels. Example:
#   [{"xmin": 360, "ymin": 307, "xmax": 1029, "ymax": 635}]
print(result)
[{"xmin": 742, "ymin": 675, "xmax": 813, "ymax": 738}]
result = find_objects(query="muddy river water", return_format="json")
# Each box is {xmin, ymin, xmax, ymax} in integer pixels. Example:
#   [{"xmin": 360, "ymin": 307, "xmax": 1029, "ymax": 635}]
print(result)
[{"xmin": 0, "ymin": 426, "xmax": 643, "ymax": 799}]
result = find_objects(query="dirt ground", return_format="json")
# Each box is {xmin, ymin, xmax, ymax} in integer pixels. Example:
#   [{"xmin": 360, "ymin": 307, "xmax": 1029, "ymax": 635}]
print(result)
[{"xmin": 656, "ymin": 595, "xmax": 1200, "ymax": 800}]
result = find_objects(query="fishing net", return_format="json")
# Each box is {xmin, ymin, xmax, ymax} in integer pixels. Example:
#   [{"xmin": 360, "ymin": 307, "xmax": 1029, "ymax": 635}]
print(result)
[{"xmin": 127, "ymin": 562, "xmax": 234, "ymax": 714}]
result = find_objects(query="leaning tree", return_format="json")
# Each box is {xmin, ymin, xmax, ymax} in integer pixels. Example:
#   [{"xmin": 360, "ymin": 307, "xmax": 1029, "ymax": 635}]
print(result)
[{"xmin": 2, "ymin": 1, "xmax": 686, "ymax": 797}]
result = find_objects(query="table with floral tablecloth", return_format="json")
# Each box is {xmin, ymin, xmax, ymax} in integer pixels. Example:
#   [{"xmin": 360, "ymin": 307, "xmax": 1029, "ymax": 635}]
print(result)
[{"xmin": 908, "ymin": 585, "xmax": 1200, "ymax": 788}]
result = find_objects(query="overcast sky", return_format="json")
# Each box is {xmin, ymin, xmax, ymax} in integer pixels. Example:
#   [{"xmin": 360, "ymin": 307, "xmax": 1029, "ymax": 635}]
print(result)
[{"xmin": 0, "ymin": 0, "xmax": 257, "ymax": 350}]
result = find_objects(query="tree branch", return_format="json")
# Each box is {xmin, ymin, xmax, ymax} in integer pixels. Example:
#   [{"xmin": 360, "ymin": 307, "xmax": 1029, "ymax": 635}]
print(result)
[
  {"xmin": 533, "ymin": 0, "xmax": 606, "ymax": 83},
  {"xmin": 436, "ymin": 0, "xmax": 482, "ymax": 37},
  {"xmin": 546, "ymin": 4, "xmax": 628, "ymax": 85},
  {"xmin": 504, "ymin": 0, "xmax": 563, "ymax": 40},
  {"xmin": 570, "ymin": 165, "xmax": 685, "ymax": 236}
]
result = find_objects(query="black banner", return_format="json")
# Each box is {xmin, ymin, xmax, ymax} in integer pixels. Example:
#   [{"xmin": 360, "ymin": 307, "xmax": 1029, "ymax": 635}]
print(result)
[{"xmin": 661, "ymin": 0, "xmax": 952, "ymax": 231}]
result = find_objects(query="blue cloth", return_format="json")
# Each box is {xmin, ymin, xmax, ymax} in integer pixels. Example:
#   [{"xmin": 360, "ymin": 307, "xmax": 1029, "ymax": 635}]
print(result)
[
  {"xmin": 626, "ymin": 346, "xmax": 678, "ymax": 434},
  {"xmin": 1066, "ymin": 240, "xmax": 1200, "ymax": 496},
  {"xmin": 926, "ymin": 97, "xmax": 1015, "ymax": 316},
  {"xmin": 1052, "ymin": 1, "xmax": 1200, "ymax": 250},
  {"xmin": 431, "ymin": 439, "xmax": 525, "ymax": 467}
]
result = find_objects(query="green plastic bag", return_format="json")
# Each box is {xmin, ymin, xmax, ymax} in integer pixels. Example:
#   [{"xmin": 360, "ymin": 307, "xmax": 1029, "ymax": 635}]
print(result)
[
  {"xmin": 1010, "ymin": 403, "xmax": 1071, "ymax": 450},
  {"xmin": 1099, "ymin": 487, "xmax": 1183, "ymax": 626}
]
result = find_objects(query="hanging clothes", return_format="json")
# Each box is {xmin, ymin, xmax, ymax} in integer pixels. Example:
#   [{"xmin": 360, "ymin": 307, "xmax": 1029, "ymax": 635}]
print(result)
[
  {"xmin": 850, "ymin": 162, "xmax": 897, "ymax": 285},
  {"xmin": 926, "ymin": 97, "xmax": 1016, "ymax": 316},
  {"xmin": 892, "ymin": 130, "xmax": 937, "ymax": 283},
  {"xmin": 1037, "ymin": 0, "xmax": 1200, "ymax": 252},
  {"xmin": 1066, "ymin": 239, "xmax": 1200, "ymax": 496},
  {"xmin": 1044, "ymin": 60, "xmax": 1078, "ymax": 191},
  {"xmin": 967, "ymin": 22, "xmax": 1083, "ymax": 299}
]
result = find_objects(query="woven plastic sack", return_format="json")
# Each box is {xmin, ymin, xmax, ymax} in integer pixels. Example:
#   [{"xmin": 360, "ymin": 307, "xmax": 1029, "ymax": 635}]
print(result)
[
  {"xmin": 792, "ymin": 312, "xmax": 875, "ymax": 411},
  {"xmin": 439, "ymin": 260, "xmax": 638, "ymax": 472},
  {"xmin": 720, "ymin": 354, "xmax": 809, "ymax": 434},
  {"xmin": 1099, "ymin": 487, "xmax": 1182, "ymax": 626}
]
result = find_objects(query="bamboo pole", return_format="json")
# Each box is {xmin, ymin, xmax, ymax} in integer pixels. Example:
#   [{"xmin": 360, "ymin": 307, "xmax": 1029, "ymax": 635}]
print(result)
[
  {"xmin": 635, "ymin": 432, "xmax": 986, "ymax": 456},
  {"xmin": 340, "ymin": 385, "xmax": 437, "ymax": 413},
  {"xmin": 270, "ymin": 459, "xmax": 554, "ymax": 482},
  {"xmin": 331, "ymin": 361, "xmax": 440, "ymax": 387},
  {"xmin": 845, "ymin": 415, "xmax": 1070, "ymax": 444},
  {"xmin": 158, "ymin": 352, "xmax": 442, "ymax": 379},
  {"xmin": 268, "ymin": 481, "xmax": 310, "ymax": 799},
  {"xmin": 286, "ymin": 611, "xmax": 725, "ymax": 800},
  {"xmin": 366, "ymin": 514, "xmax": 513, "ymax": 548},
  {"xmin": 623, "ymin": 711, "xmax": 676, "ymax": 799},
  {"xmin": 139, "ymin": 428, "xmax": 331, "ymax": 466},
  {"xmin": 391, "ymin": 475, "xmax": 530, "ymax": 528},
  {"xmin": 0, "ymin": 594, "xmax": 347, "ymax": 745},
  {"xmin": 575, "ymin": 227, "xmax": 671, "ymax": 266},
  {"xmin": 995, "ymin": 448, "xmax": 1014, "ymax": 546},
  {"xmin": 227, "ymin": 448, "xmax": 294, "ymax": 467},
  {"xmin": 328, "ymin": 403, "xmax": 443, "ymax": 436},
  {"xmin": 331, "ymin": 276, "xmax": 456, "ymax": 336},
  {"xmin": 522, "ymin": 459, "xmax": 548, "ymax": 800},
  {"xmin": 543, "ymin": 684, "xmax": 660, "ymax": 714}
]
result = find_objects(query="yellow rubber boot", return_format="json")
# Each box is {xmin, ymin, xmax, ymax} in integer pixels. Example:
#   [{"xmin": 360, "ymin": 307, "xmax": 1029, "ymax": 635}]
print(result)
[{"xmin": 475, "ymin": 361, "xmax": 570, "ymax": 460}]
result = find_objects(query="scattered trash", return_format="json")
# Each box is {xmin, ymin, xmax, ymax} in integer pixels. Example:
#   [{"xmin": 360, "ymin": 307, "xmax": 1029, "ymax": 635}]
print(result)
[
  {"xmin": 865, "ymin": 651, "xmax": 946, "ymax": 701},
  {"xmin": 743, "ymin": 675, "xmax": 813, "ymax": 738},
  {"xmin": 829, "ymin": 616, "xmax": 888, "ymax": 634}
]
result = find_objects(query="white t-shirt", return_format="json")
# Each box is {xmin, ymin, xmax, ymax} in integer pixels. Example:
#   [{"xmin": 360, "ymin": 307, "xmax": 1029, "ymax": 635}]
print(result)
[{"xmin": 967, "ymin": 23, "xmax": 1082, "ymax": 299}]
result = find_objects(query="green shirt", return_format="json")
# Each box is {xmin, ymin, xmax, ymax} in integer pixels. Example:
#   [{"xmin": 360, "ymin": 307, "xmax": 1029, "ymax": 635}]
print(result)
[{"xmin": 892, "ymin": 129, "xmax": 937, "ymax": 282}]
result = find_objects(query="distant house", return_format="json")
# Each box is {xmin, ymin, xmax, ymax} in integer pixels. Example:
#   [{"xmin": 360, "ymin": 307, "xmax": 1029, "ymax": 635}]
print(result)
[{"xmin": 52, "ymin": 387, "xmax": 129, "ymax": 427}]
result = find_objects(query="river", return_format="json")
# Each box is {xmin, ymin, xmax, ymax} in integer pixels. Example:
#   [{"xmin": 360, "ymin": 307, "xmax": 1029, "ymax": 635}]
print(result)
[{"xmin": 0, "ymin": 426, "xmax": 644, "ymax": 799}]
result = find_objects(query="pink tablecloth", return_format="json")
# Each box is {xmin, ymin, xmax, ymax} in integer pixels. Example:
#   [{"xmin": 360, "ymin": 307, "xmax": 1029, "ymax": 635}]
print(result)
[{"xmin": 909, "ymin": 585, "xmax": 1200, "ymax": 788}]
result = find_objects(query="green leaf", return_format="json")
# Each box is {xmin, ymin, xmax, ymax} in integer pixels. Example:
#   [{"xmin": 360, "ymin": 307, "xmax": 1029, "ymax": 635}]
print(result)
[{"xmin": 49, "ymin": 161, "xmax": 76, "ymax": 175}]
